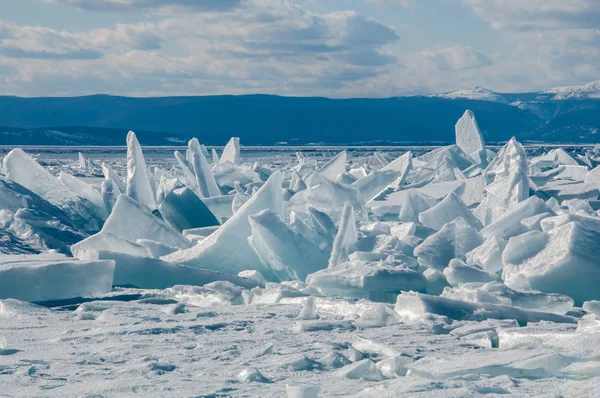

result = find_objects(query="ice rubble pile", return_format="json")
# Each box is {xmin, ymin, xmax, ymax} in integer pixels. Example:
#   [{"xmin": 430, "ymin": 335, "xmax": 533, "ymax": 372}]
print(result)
[{"xmin": 4, "ymin": 110, "xmax": 600, "ymax": 382}]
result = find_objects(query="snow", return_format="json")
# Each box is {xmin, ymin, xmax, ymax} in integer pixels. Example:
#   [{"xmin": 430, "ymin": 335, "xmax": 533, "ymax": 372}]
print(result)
[
  {"xmin": 434, "ymin": 87, "xmax": 509, "ymax": 103},
  {"xmin": 4, "ymin": 133, "xmax": 600, "ymax": 396},
  {"xmin": 543, "ymin": 80, "xmax": 600, "ymax": 100}
]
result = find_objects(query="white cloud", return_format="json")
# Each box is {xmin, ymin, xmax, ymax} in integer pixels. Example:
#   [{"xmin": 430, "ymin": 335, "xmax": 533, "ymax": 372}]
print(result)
[
  {"xmin": 0, "ymin": 0, "xmax": 401, "ymax": 96},
  {"xmin": 462, "ymin": 0, "xmax": 600, "ymax": 30},
  {"xmin": 43, "ymin": 0, "xmax": 242, "ymax": 12},
  {"xmin": 0, "ymin": 0, "xmax": 597, "ymax": 97},
  {"xmin": 0, "ymin": 19, "xmax": 103, "ymax": 60},
  {"xmin": 413, "ymin": 46, "xmax": 492, "ymax": 71},
  {"xmin": 461, "ymin": 0, "xmax": 600, "ymax": 90},
  {"xmin": 365, "ymin": 0, "xmax": 410, "ymax": 7}
]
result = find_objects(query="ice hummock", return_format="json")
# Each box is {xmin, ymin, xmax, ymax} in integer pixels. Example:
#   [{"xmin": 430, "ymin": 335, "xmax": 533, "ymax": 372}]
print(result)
[
  {"xmin": 395, "ymin": 291, "xmax": 575, "ymax": 325},
  {"xmin": 503, "ymin": 220, "xmax": 600, "ymax": 305},
  {"xmin": 289, "ymin": 172, "xmax": 367, "ymax": 222},
  {"xmin": 3, "ymin": 149, "xmax": 105, "ymax": 233},
  {"xmin": 308, "ymin": 260, "xmax": 425, "ymax": 302},
  {"xmin": 419, "ymin": 191, "xmax": 482, "ymax": 231},
  {"xmin": 4, "ymin": 134, "xmax": 600, "ymax": 396},
  {"xmin": 162, "ymin": 171, "xmax": 283, "ymax": 276},
  {"xmin": 97, "ymin": 251, "xmax": 260, "ymax": 290},
  {"xmin": 414, "ymin": 217, "xmax": 483, "ymax": 271},
  {"xmin": 158, "ymin": 186, "xmax": 219, "ymax": 232},
  {"xmin": 248, "ymin": 209, "xmax": 328, "ymax": 281},
  {"xmin": 100, "ymin": 194, "xmax": 192, "ymax": 250},
  {"xmin": 0, "ymin": 253, "xmax": 115, "ymax": 302}
]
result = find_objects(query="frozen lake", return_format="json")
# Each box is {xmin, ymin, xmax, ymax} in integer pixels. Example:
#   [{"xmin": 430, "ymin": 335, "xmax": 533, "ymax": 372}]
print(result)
[{"xmin": 2, "ymin": 135, "xmax": 600, "ymax": 397}]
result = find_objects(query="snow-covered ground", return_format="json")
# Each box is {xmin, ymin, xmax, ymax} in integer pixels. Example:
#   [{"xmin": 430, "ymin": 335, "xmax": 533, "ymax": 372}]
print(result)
[
  {"xmin": 2, "ymin": 289, "xmax": 596, "ymax": 397},
  {"xmin": 3, "ymin": 112, "xmax": 600, "ymax": 397}
]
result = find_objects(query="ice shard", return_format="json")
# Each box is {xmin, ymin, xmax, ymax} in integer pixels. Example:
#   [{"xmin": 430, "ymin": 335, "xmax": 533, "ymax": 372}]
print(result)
[
  {"xmin": 319, "ymin": 151, "xmax": 347, "ymax": 181},
  {"xmin": 102, "ymin": 194, "xmax": 192, "ymax": 250},
  {"xmin": 220, "ymin": 137, "xmax": 241, "ymax": 165},
  {"xmin": 455, "ymin": 110, "xmax": 487, "ymax": 166},
  {"xmin": 248, "ymin": 209, "xmax": 328, "ymax": 281},
  {"xmin": 101, "ymin": 162, "xmax": 125, "ymax": 193},
  {"xmin": 126, "ymin": 131, "xmax": 157, "ymax": 211},
  {"xmin": 188, "ymin": 138, "xmax": 221, "ymax": 198},
  {"xmin": 328, "ymin": 202, "xmax": 358, "ymax": 268}
]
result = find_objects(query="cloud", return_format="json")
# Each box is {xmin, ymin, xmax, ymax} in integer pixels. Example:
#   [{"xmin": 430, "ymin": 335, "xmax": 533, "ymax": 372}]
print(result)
[
  {"xmin": 0, "ymin": 47, "xmax": 102, "ymax": 60},
  {"xmin": 90, "ymin": 24, "xmax": 164, "ymax": 51},
  {"xmin": 414, "ymin": 46, "xmax": 492, "ymax": 71},
  {"xmin": 461, "ymin": 0, "xmax": 600, "ymax": 90},
  {"xmin": 0, "ymin": 19, "xmax": 104, "ymax": 60},
  {"xmin": 43, "ymin": 0, "xmax": 243, "ymax": 12},
  {"xmin": 0, "ymin": 0, "xmax": 401, "ymax": 96},
  {"xmin": 3, "ymin": 0, "xmax": 593, "ymax": 97},
  {"xmin": 462, "ymin": 0, "xmax": 600, "ymax": 30},
  {"xmin": 366, "ymin": 0, "xmax": 410, "ymax": 7}
]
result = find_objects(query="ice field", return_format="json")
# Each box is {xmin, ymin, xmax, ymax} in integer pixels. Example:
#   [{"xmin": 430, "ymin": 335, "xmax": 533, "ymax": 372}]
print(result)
[{"xmin": 4, "ymin": 111, "xmax": 600, "ymax": 396}]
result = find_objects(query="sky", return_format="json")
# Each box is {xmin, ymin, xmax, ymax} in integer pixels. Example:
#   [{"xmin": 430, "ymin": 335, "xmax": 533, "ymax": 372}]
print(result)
[{"xmin": 0, "ymin": 0, "xmax": 598, "ymax": 97}]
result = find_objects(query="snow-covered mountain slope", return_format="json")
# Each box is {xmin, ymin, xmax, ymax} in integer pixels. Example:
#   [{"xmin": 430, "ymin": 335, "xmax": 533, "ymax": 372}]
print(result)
[
  {"xmin": 543, "ymin": 80, "xmax": 600, "ymax": 100},
  {"xmin": 433, "ymin": 87, "xmax": 509, "ymax": 103}
]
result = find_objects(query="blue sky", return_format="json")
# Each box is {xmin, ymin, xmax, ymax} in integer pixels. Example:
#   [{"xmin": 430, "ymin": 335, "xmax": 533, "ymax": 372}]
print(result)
[{"xmin": 0, "ymin": 0, "xmax": 598, "ymax": 97}]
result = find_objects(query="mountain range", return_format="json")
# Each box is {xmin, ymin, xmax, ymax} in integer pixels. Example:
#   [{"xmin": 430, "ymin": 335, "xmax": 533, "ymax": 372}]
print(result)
[{"xmin": 0, "ymin": 81, "xmax": 599, "ymax": 146}]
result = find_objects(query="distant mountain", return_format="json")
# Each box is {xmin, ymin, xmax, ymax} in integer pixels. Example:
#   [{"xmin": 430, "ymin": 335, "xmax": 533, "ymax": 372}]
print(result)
[
  {"xmin": 432, "ymin": 87, "xmax": 509, "ymax": 104},
  {"xmin": 542, "ymin": 81, "xmax": 600, "ymax": 100},
  {"xmin": 0, "ymin": 81, "xmax": 599, "ymax": 146},
  {"xmin": 0, "ymin": 126, "xmax": 187, "ymax": 146},
  {"xmin": 433, "ymin": 81, "xmax": 600, "ymax": 103}
]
